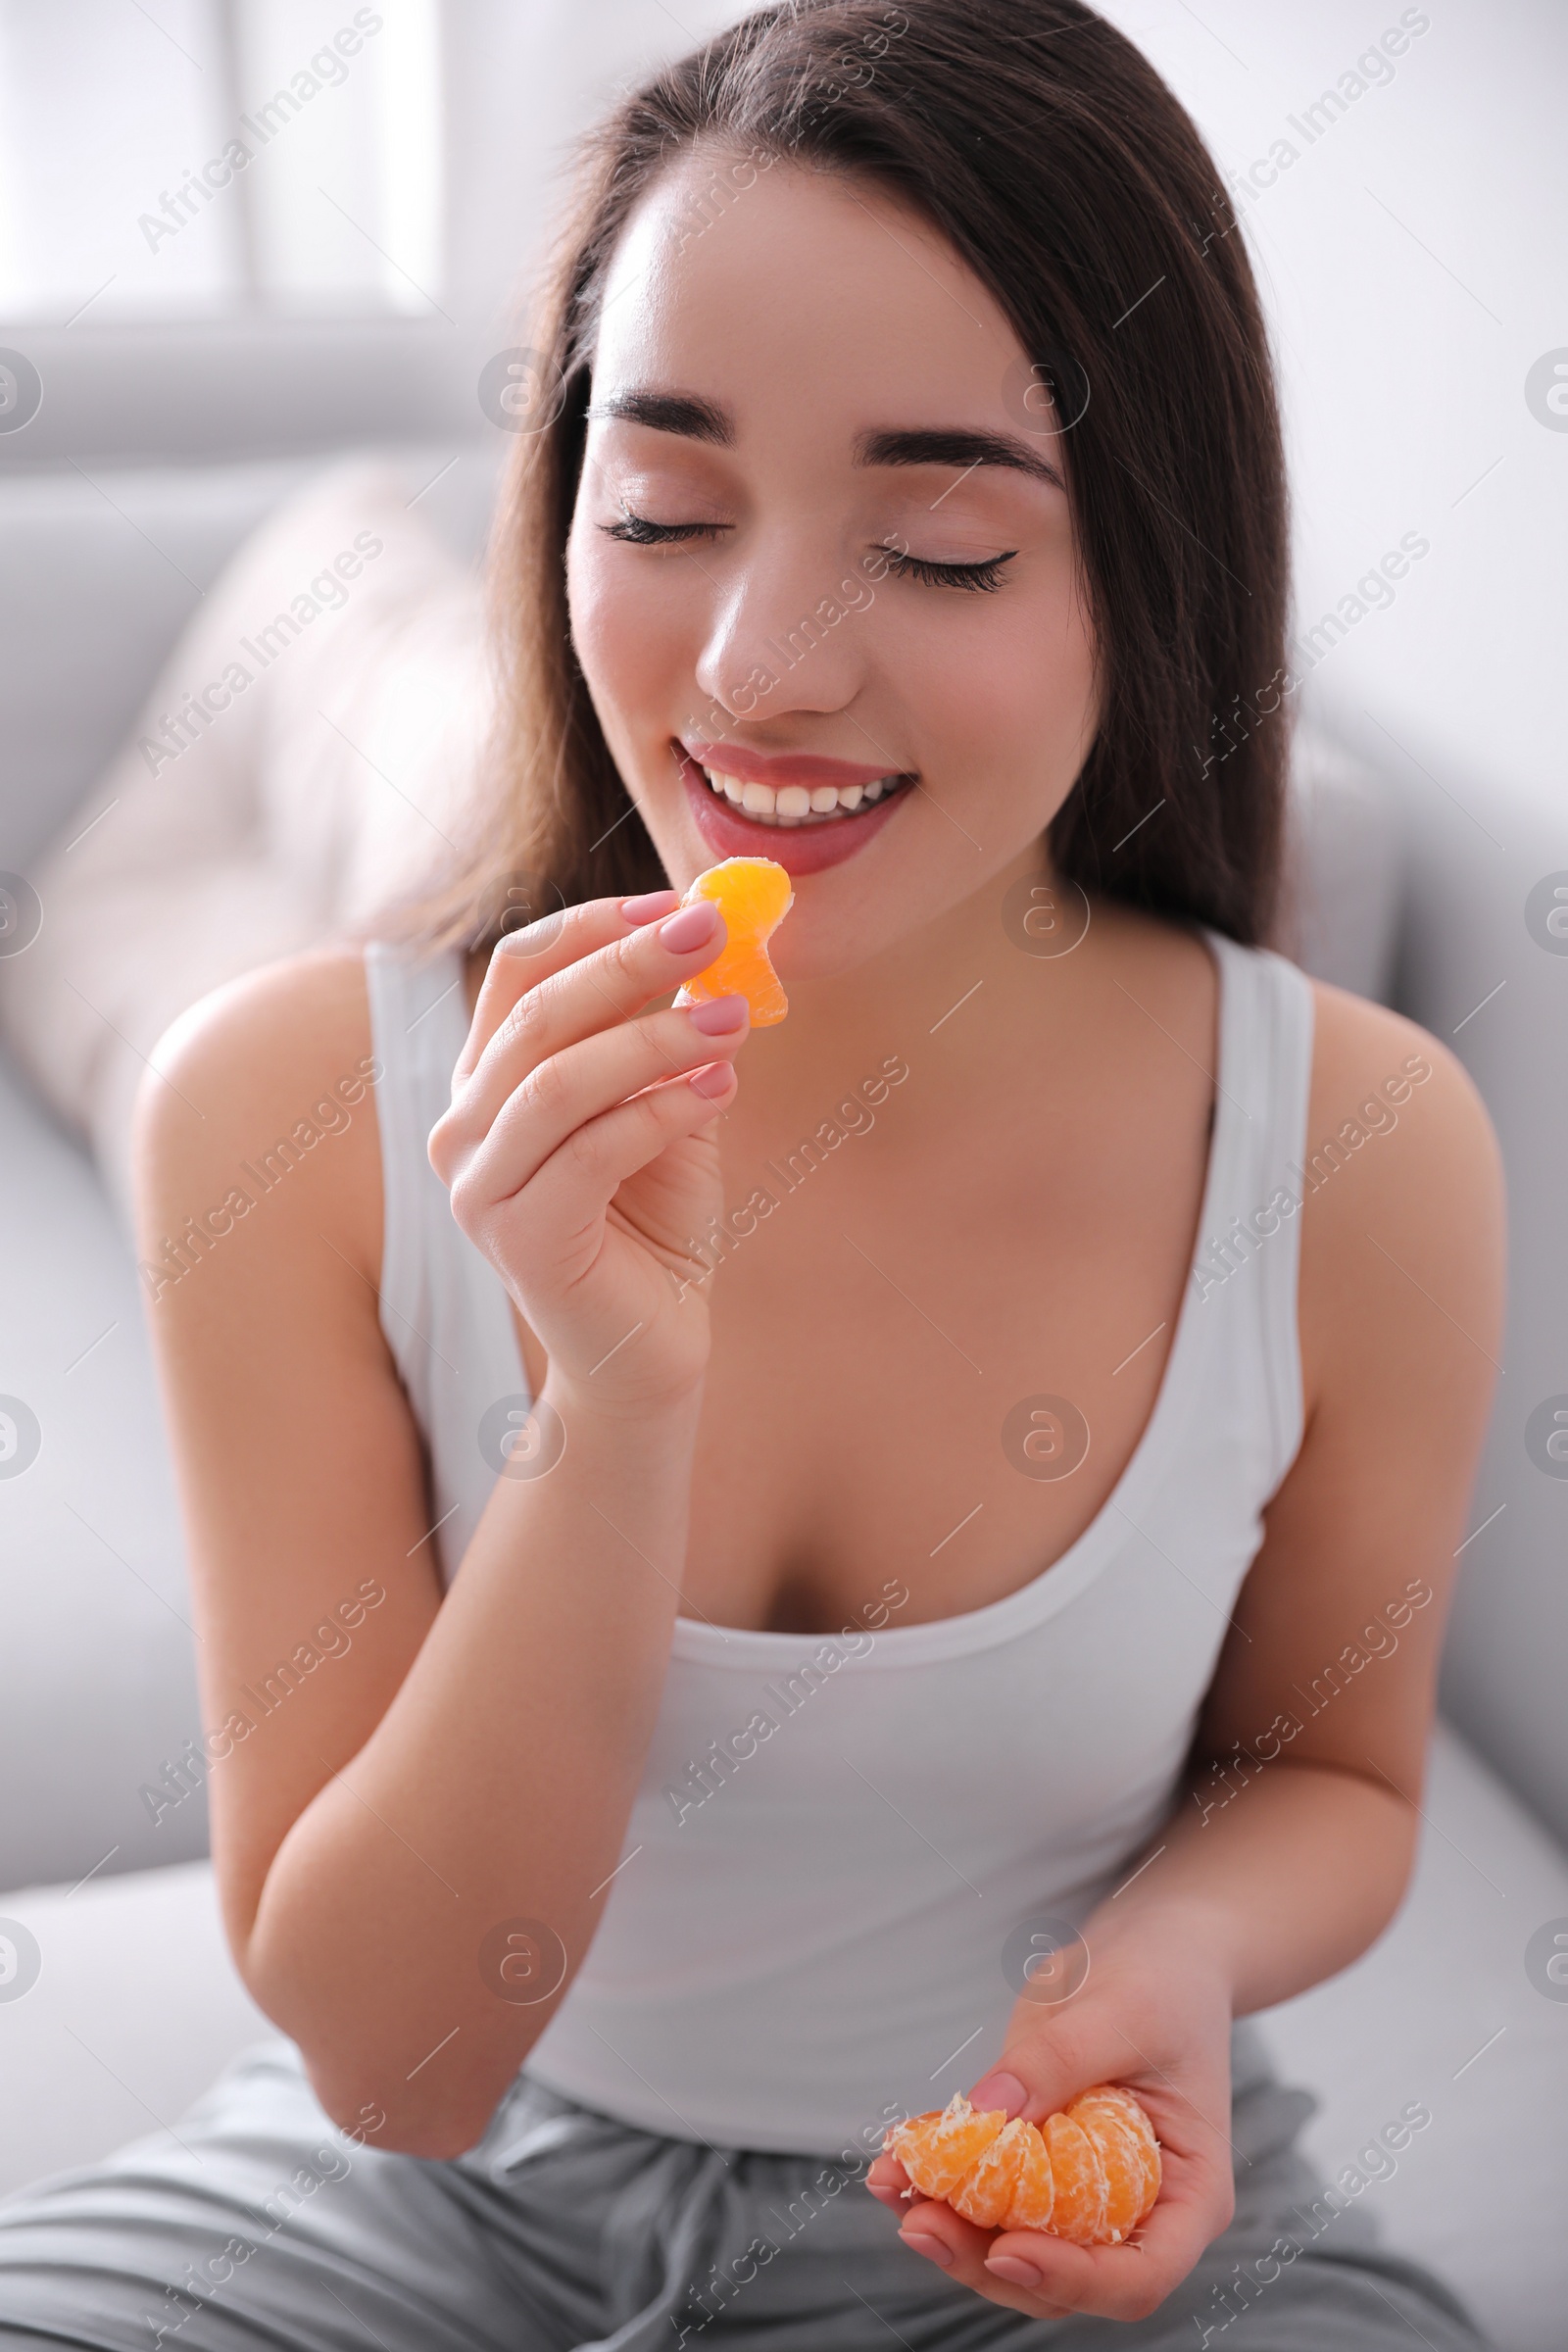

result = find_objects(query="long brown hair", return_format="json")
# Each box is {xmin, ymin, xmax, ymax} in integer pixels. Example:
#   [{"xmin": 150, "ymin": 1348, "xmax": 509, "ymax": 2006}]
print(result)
[{"xmin": 382, "ymin": 0, "xmax": 1291, "ymax": 959}]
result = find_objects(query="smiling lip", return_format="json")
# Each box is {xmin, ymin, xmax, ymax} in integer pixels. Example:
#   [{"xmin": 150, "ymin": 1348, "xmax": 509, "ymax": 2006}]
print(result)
[
  {"xmin": 674, "ymin": 745, "xmax": 915, "ymax": 875},
  {"xmin": 682, "ymin": 740, "xmax": 901, "ymax": 790}
]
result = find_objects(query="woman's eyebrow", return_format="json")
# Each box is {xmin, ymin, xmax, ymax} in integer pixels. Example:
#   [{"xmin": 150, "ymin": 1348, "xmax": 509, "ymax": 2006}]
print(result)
[
  {"xmin": 583, "ymin": 390, "xmax": 730, "ymax": 443},
  {"xmin": 582, "ymin": 394, "xmax": 1065, "ymax": 493},
  {"xmin": 855, "ymin": 426, "xmax": 1064, "ymax": 492}
]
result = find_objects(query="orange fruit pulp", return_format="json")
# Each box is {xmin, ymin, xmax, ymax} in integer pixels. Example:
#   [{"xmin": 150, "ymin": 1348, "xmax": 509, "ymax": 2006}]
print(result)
[
  {"xmin": 884, "ymin": 2082, "xmax": 1160, "ymax": 2244},
  {"xmin": 670, "ymin": 857, "xmax": 794, "ymax": 1027}
]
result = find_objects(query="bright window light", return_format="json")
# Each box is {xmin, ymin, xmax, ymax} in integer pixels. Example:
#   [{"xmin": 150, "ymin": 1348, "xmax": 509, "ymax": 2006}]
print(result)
[{"xmin": 0, "ymin": 0, "xmax": 445, "ymax": 321}]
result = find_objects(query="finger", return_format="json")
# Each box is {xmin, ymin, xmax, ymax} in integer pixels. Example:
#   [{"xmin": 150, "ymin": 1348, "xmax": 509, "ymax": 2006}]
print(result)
[
  {"xmin": 863, "ymin": 2151, "xmax": 911, "ymax": 2212},
  {"xmin": 456, "ymin": 996, "xmax": 750, "ymax": 1209},
  {"xmin": 452, "ymin": 897, "xmax": 730, "ymax": 1147},
  {"xmin": 457, "ymin": 891, "xmax": 676, "ymax": 1081},
  {"xmin": 884, "ymin": 2163, "xmax": 1170, "ymax": 2325},
  {"xmin": 892, "ymin": 2198, "xmax": 1081, "ymax": 2318},
  {"xmin": 980, "ymin": 2218, "xmax": 1204, "ymax": 2324},
  {"xmin": 969, "ymin": 2128, "xmax": 1230, "ymax": 2321},
  {"xmin": 883, "ymin": 2036, "xmax": 1233, "ymax": 2325},
  {"xmin": 516, "ymin": 1056, "xmax": 739, "ymax": 1254},
  {"xmin": 894, "ymin": 2192, "xmax": 1180, "ymax": 2327},
  {"xmin": 965, "ymin": 2022, "xmax": 1232, "ymax": 2188}
]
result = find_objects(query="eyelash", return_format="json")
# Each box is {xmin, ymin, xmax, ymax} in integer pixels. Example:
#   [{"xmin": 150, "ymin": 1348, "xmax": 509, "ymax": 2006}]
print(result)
[
  {"xmin": 601, "ymin": 514, "xmax": 713, "ymax": 547},
  {"xmin": 884, "ymin": 549, "xmax": 1015, "ymax": 594},
  {"xmin": 599, "ymin": 513, "xmax": 1017, "ymax": 594}
]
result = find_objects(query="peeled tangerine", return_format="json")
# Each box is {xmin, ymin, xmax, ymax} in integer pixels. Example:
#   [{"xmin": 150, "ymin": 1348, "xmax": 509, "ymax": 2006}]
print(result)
[
  {"xmin": 670, "ymin": 857, "xmax": 794, "ymax": 1027},
  {"xmin": 884, "ymin": 2082, "xmax": 1160, "ymax": 2245}
]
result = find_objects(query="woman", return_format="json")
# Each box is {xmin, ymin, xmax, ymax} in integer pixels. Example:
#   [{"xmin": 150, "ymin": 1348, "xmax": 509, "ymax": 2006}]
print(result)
[{"xmin": 0, "ymin": 3, "xmax": 1502, "ymax": 2346}]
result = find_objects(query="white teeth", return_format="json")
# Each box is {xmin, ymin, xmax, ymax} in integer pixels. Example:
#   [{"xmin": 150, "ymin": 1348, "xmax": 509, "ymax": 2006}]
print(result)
[{"xmin": 696, "ymin": 764, "xmax": 901, "ymax": 823}]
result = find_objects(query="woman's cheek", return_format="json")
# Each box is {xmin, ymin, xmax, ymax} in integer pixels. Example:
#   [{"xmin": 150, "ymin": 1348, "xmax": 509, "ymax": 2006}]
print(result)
[
  {"xmin": 905, "ymin": 588, "xmax": 1095, "ymax": 836},
  {"xmin": 566, "ymin": 539, "xmax": 686, "ymax": 751},
  {"xmin": 563, "ymin": 529, "xmax": 623, "ymax": 701}
]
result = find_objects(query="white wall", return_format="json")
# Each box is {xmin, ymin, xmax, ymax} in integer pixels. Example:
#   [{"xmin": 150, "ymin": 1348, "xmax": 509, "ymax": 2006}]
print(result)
[{"xmin": 1097, "ymin": 0, "xmax": 1565, "ymax": 818}]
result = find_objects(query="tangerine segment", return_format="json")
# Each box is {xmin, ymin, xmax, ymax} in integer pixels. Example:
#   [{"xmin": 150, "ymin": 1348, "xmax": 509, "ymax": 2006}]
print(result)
[
  {"xmin": 951, "ymin": 2118, "xmax": 1035, "ymax": 2230},
  {"xmin": 670, "ymin": 857, "xmax": 794, "ymax": 1026},
  {"xmin": 1069, "ymin": 2109, "xmax": 1146, "ymax": 2242},
  {"xmin": 1069, "ymin": 2086, "xmax": 1161, "ymax": 2229},
  {"xmin": 1040, "ymin": 2112, "xmax": 1108, "ymax": 2245},
  {"xmin": 1002, "ymin": 2121, "xmax": 1055, "ymax": 2233},
  {"xmin": 886, "ymin": 2084, "xmax": 1160, "ymax": 2247},
  {"xmin": 885, "ymin": 2092, "xmax": 1007, "ymax": 2201}
]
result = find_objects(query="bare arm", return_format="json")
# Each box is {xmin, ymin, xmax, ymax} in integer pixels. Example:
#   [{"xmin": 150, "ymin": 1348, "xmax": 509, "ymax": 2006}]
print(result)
[
  {"xmin": 867, "ymin": 981, "xmax": 1506, "ymax": 2321},
  {"xmin": 1091, "ymin": 979, "xmax": 1506, "ymax": 2012},
  {"xmin": 133, "ymin": 894, "xmax": 746, "ymax": 2154},
  {"xmin": 247, "ymin": 1386, "xmax": 705, "ymax": 2155}
]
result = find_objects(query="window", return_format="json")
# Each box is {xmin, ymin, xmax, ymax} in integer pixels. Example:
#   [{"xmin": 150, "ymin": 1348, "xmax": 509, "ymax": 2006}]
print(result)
[{"xmin": 0, "ymin": 0, "xmax": 444, "ymax": 320}]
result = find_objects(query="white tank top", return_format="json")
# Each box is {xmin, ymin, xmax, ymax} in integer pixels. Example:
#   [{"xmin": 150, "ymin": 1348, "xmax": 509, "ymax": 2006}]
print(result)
[{"xmin": 365, "ymin": 926, "xmax": 1314, "ymax": 2158}]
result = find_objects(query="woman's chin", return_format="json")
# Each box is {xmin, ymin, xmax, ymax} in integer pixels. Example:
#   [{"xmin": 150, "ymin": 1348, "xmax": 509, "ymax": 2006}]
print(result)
[{"xmin": 760, "ymin": 919, "xmax": 922, "ymax": 994}]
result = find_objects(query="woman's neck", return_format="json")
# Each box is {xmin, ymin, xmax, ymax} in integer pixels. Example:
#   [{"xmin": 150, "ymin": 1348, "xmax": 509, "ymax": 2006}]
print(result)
[{"xmin": 733, "ymin": 834, "xmax": 1102, "ymax": 1126}]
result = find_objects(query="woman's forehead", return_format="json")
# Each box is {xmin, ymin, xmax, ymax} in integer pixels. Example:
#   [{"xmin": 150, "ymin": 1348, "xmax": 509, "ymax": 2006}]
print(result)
[{"xmin": 593, "ymin": 152, "xmax": 1030, "ymax": 430}]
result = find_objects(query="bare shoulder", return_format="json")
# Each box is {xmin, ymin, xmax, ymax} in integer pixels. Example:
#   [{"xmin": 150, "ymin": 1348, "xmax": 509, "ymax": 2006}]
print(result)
[
  {"xmin": 1193, "ymin": 978, "xmax": 1506, "ymax": 1797},
  {"xmin": 1302, "ymin": 975, "xmax": 1504, "ymax": 1214},
  {"xmin": 131, "ymin": 946, "xmax": 382, "ymax": 1282},
  {"xmin": 1297, "ymin": 975, "xmax": 1506, "ymax": 1421},
  {"xmin": 137, "ymin": 943, "xmax": 373, "ymax": 1121}
]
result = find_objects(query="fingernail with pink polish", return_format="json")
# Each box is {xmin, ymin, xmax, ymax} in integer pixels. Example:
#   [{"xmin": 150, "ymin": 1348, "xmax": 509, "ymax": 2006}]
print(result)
[
  {"xmin": 967, "ymin": 2072, "xmax": 1027, "ymax": 2117},
  {"xmin": 986, "ymin": 2255, "xmax": 1043, "ymax": 2288},
  {"xmin": 620, "ymin": 890, "xmax": 679, "ymax": 923},
  {"xmin": 659, "ymin": 902, "xmax": 719, "ymax": 952},
  {"xmin": 900, "ymin": 2231, "xmax": 953, "ymax": 2269},
  {"xmin": 686, "ymin": 995, "xmax": 747, "ymax": 1035}
]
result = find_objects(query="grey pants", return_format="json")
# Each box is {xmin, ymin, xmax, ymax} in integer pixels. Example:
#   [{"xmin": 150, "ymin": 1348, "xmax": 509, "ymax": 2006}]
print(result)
[{"xmin": 0, "ymin": 2026, "xmax": 1488, "ymax": 2350}]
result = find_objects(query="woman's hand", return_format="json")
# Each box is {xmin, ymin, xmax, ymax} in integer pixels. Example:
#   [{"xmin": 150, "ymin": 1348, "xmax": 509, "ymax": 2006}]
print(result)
[
  {"xmin": 864, "ymin": 1907, "xmax": 1238, "ymax": 2325},
  {"xmin": 428, "ymin": 889, "xmax": 748, "ymax": 1416}
]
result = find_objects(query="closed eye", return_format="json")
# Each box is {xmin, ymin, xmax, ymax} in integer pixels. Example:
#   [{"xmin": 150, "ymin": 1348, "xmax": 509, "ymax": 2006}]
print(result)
[
  {"xmin": 599, "ymin": 514, "xmax": 728, "ymax": 546},
  {"xmin": 884, "ymin": 549, "xmax": 1017, "ymax": 593},
  {"xmin": 599, "ymin": 512, "xmax": 1016, "ymax": 593}
]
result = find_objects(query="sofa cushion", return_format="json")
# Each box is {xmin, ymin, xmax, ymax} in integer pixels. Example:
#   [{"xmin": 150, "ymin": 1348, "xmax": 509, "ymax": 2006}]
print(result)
[
  {"xmin": 0, "ymin": 460, "xmax": 321, "ymax": 879},
  {"xmin": 0, "ymin": 449, "xmax": 497, "ymax": 877},
  {"xmin": 1252, "ymin": 1721, "xmax": 1568, "ymax": 2351},
  {"xmin": 0, "ymin": 1861, "xmax": 271, "ymax": 2204},
  {"xmin": 0, "ymin": 454, "xmax": 494, "ymax": 1232},
  {"xmin": 0, "ymin": 1048, "xmax": 206, "ymax": 1895}
]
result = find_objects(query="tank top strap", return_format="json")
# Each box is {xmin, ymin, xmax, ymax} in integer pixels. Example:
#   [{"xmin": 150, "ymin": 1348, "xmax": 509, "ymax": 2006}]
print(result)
[
  {"xmin": 363, "ymin": 929, "xmax": 1314, "ymax": 1587},
  {"xmin": 363, "ymin": 939, "xmax": 524, "ymax": 1586},
  {"xmin": 1194, "ymin": 926, "xmax": 1315, "ymax": 1495}
]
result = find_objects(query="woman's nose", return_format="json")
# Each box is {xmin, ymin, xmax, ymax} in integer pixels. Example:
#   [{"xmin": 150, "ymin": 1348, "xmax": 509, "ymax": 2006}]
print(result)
[{"xmin": 693, "ymin": 539, "xmax": 875, "ymax": 719}]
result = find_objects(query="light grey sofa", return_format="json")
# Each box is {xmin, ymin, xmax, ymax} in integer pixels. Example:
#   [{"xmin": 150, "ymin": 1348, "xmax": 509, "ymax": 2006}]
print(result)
[{"xmin": 0, "ymin": 456, "xmax": 1565, "ymax": 2348}]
